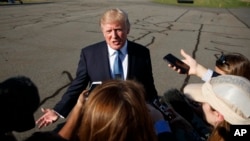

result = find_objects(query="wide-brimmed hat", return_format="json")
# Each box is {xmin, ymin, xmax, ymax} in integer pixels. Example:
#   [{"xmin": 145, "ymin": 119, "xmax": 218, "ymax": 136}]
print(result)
[{"xmin": 184, "ymin": 75, "xmax": 250, "ymax": 125}]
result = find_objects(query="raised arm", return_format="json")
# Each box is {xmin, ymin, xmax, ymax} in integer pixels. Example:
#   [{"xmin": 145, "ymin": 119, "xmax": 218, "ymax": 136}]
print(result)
[
  {"xmin": 168, "ymin": 49, "xmax": 210, "ymax": 80},
  {"xmin": 58, "ymin": 90, "xmax": 88, "ymax": 140}
]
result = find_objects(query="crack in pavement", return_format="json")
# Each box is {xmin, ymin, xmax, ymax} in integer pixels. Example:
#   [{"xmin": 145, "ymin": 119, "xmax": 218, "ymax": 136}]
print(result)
[{"xmin": 227, "ymin": 8, "xmax": 249, "ymax": 28}]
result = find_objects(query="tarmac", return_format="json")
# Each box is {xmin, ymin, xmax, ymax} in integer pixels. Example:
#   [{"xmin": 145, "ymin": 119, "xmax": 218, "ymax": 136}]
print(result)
[{"xmin": 0, "ymin": 0, "xmax": 250, "ymax": 140}]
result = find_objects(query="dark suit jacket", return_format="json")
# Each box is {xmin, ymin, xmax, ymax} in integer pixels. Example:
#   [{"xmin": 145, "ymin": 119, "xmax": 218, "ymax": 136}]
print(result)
[{"xmin": 54, "ymin": 40, "xmax": 158, "ymax": 117}]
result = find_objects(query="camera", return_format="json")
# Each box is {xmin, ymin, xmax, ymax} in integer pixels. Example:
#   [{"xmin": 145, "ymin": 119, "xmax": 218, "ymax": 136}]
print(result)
[{"xmin": 152, "ymin": 98, "xmax": 176, "ymax": 121}]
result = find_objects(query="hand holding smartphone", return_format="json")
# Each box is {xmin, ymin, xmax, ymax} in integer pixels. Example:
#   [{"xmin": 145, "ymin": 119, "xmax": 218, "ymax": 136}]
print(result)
[{"xmin": 163, "ymin": 53, "xmax": 190, "ymax": 74}]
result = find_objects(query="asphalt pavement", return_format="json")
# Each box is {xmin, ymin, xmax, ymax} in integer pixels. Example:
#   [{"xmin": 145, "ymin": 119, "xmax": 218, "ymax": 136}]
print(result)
[{"xmin": 1, "ymin": 0, "xmax": 250, "ymax": 140}]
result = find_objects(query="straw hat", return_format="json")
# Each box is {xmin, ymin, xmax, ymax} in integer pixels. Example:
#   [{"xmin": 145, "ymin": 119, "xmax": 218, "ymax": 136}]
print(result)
[{"xmin": 184, "ymin": 75, "xmax": 250, "ymax": 125}]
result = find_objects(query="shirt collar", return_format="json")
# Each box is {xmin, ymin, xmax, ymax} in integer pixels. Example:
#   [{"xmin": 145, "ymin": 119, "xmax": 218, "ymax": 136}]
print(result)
[{"xmin": 108, "ymin": 41, "xmax": 127, "ymax": 57}]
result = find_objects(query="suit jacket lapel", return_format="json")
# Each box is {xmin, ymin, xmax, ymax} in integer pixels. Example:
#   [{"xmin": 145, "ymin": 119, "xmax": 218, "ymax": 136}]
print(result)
[{"xmin": 99, "ymin": 42, "xmax": 112, "ymax": 79}]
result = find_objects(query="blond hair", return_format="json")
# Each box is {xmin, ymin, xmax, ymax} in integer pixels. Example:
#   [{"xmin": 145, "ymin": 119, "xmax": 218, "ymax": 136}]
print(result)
[
  {"xmin": 208, "ymin": 121, "xmax": 231, "ymax": 141},
  {"xmin": 100, "ymin": 8, "xmax": 130, "ymax": 30}
]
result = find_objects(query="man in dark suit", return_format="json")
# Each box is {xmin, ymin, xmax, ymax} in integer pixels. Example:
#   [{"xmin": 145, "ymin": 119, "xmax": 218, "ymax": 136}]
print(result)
[{"xmin": 36, "ymin": 8, "xmax": 158, "ymax": 128}]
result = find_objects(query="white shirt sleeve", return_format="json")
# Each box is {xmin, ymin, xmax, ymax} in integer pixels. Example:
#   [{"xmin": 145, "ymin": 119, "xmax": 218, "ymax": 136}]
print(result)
[
  {"xmin": 53, "ymin": 109, "xmax": 65, "ymax": 119},
  {"xmin": 201, "ymin": 69, "xmax": 213, "ymax": 82}
]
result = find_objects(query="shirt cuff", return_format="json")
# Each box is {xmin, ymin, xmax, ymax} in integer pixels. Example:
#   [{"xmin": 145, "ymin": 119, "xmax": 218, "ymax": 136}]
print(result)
[
  {"xmin": 154, "ymin": 120, "xmax": 171, "ymax": 134},
  {"xmin": 201, "ymin": 69, "xmax": 213, "ymax": 82},
  {"xmin": 53, "ymin": 109, "xmax": 65, "ymax": 119}
]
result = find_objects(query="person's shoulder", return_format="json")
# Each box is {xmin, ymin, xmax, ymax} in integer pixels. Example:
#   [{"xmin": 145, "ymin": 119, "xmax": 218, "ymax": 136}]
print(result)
[
  {"xmin": 24, "ymin": 131, "xmax": 68, "ymax": 141},
  {"xmin": 80, "ymin": 41, "xmax": 107, "ymax": 56},
  {"xmin": 127, "ymin": 40, "xmax": 149, "ymax": 54},
  {"xmin": 0, "ymin": 133, "xmax": 17, "ymax": 141},
  {"xmin": 82, "ymin": 41, "xmax": 106, "ymax": 51},
  {"xmin": 128, "ymin": 40, "xmax": 148, "ymax": 49}
]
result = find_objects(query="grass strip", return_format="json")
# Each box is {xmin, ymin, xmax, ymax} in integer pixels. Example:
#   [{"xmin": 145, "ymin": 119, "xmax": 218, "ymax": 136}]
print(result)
[{"xmin": 153, "ymin": 0, "xmax": 250, "ymax": 8}]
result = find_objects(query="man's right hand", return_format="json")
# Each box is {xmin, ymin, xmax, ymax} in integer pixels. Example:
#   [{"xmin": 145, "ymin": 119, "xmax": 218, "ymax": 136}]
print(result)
[{"xmin": 36, "ymin": 108, "xmax": 59, "ymax": 129}]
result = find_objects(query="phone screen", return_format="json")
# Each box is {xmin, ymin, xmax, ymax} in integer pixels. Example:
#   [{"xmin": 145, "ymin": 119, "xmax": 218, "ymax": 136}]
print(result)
[{"xmin": 163, "ymin": 53, "xmax": 190, "ymax": 74}]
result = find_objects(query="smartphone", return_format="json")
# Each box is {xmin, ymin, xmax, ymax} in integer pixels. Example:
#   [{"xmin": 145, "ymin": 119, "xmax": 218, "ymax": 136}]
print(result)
[
  {"xmin": 163, "ymin": 53, "xmax": 190, "ymax": 74},
  {"xmin": 88, "ymin": 81, "xmax": 102, "ymax": 93}
]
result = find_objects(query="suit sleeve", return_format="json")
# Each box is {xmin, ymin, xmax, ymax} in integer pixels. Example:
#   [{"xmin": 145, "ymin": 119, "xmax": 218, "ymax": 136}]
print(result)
[
  {"xmin": 54, "ymin": 49, "xmax": 90, "ymax": 117},
  {"xmin": 128, "ymin": 43, "xmax": 158, "ymax": 102},
  {"xmin": 144, "ymin": 51, "xmax": 158, "ymax": 102}
]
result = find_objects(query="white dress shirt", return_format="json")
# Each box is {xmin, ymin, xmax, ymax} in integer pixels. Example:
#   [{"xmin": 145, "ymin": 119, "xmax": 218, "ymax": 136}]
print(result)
[{"xmin": 108, "ymin": 41, "xmax": 128, "ymax": 79}]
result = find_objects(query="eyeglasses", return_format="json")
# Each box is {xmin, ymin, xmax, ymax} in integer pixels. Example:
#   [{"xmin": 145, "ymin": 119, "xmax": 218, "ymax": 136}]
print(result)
[{"xmin": 215, "ymin": 53, "xmax": 230, "ymax": 67}]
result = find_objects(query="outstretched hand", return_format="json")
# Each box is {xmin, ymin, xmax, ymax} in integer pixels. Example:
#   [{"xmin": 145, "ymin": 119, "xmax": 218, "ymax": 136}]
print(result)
[
  {"xmin": 35, "ymin": 108, "xmax": 59, "ymax": 129},
  {"xmin": 36, "ymin": 90, "xmax": 88, "ymax": 129},
  {"xmin": 168, "ymin": 49, "xmax": 198, "ymax": 75}
]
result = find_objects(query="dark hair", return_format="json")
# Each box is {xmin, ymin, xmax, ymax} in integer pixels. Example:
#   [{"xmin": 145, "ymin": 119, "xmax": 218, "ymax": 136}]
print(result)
[
  {"xmin": 0, "ymin": 76, "xmax": 40, "ymax": 132},
  {"xmin": 216, "ymin": 53, "xmax": 250, "ymax": 80}
]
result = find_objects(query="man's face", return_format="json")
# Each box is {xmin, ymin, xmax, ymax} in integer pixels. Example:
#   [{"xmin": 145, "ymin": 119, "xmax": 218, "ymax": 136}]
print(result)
[{"xmin": 101, "ymin": 21, "xmax": 129, "ymax": 50}]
